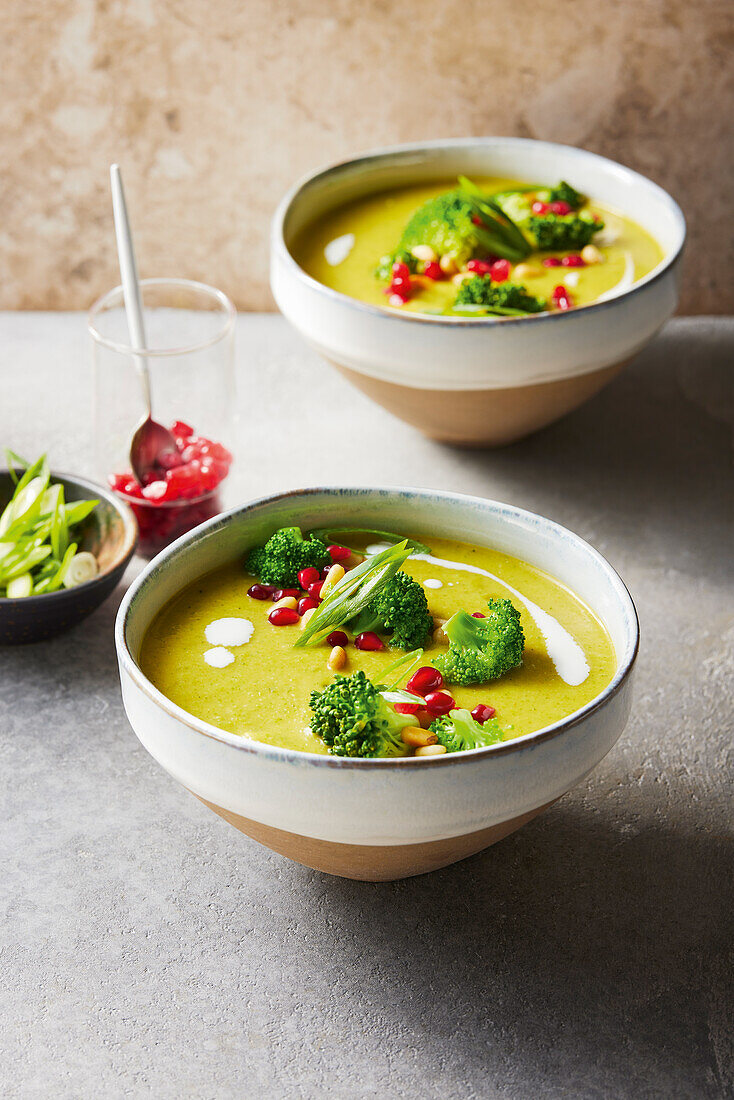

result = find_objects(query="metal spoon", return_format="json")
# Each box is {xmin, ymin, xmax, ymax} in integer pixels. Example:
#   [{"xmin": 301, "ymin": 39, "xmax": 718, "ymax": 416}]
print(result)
[{"xmin": 110, "ymin": 164, "xmax": 178, "ymax": 486}]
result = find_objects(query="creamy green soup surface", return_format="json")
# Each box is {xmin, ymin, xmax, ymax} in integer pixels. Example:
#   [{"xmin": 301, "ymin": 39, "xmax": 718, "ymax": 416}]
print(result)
[
  {"xmin": 291, "ymin": 176, "xmax": 663, "ymax": 318},
  {"xmin": 140, "ymin": 534, "xmax": 617, "ymax": 756}
]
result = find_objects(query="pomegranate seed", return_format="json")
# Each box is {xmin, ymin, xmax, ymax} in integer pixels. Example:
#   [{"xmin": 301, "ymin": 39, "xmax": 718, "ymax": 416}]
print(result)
[
  {"xmin": 390, "ymin": 274, "xmax": 412, "ymax": 295},
  {"xmin": 549, "ymin": 200, "xmax": 571, "ymax": 216},
  {"xmin": 326, "ymin": 630, "xmax": 348, "ymax": 647},
  {"xmin": 489, "ymin": 259, "xmax": 510, "ymax": 283},
  {"xmin": 327, "ymin": 545, "xmax": 351, "ymax": 563},
  {"xmin": 423, "ymin": 261, "xmax": 443, "ymax": 280},
  {"xmin": 298, "ymin": 596, "xmax": 320, "ymax": 616},
  {"xmin": 355, "ymin": 631, "xmax": 385, "ymax": 651},
  {"xmin": 406, "ymin": 666, "xmax": 443, "ymax": 695},
  {"xmin": 158, "ymin": 450, "xmax": 184, "ymax": 471},
  {"xmin": 395, "ymin": 701, "xmax": 422, "ymax": 717},
  {"xmin": 552, "ymin": 286, "xmax": 573, "ymax": 311},
  {"xmin": 248, "ymin": 583, "xmax": 276, "ymax": 600},
  {"xmin": 141, "ymin": 480, "xmax": 168, "ymax": 502},
  {"xmin": 532, "ymin": 200, "xmax": 550, "ymax": 215},
  {"xmin": 424, "ymin": 690, "xmax": 456, "ymax": 716},
  {"xmin": 471, "ymin": 611, "xmax": 486, "ymax": 619},
  {"xmin": 268, "ymin": 607, "xmax": 299, "ymax": 626},
  {"xmin": 415, "ymin": 708, "xmax": 434, "ymax": 729},
  {"xmin": 472, "ymin": 703, "xmax": 497, "ymax": 724},
  {"xmin": 272, "ymin": 588, "xmax": 300, "ymax": 602},
  {"xmin": 392, "ymin": 261, "xmax": 411, "ymax": 280},
  {"xmin": 308, "ymin": 580, "xmax": 325, "ymax": 599},
  {"xmin": 388, "ymin": 292, "xmax": 409, "ymax": 307},
  {"xmin": 543, "ymin": 257, "xmax": 562, "ymax": 267},
  {"xmin": 466, "ymin": 259, "xmax": 493, "ymax": 276},
  {"xmin": 561, "ymin": 254, "xmax": 585, "ymax": 267},
  {"xmin": 171, "ymin": 420, "xmax": 194, "ymax": 439},
  {"xmin": 471, "ymin": 214, "xmax": 484, "ymax": 226},
  {"xmin": 298, "ymin": 566, "xmax": 321, "ymax": 588}
]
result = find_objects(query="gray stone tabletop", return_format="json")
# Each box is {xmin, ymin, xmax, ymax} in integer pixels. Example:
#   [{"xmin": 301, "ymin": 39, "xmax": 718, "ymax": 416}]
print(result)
[{"xmin": 1, "ymin": 314, "xmax": 732, "ymax": 1100}]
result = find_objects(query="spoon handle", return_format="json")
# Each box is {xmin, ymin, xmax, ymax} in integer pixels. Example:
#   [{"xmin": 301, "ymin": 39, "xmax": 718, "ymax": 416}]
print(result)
[{"xmin": 110, "ymin": 164, "xmax": 151, "ymax": 415}]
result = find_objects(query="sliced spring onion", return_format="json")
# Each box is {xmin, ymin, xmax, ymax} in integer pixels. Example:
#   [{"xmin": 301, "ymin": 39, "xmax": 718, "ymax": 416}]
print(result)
[
  {"xmin": 309, "ymin": 528, "xmax": 432, "ymax": 556},
  {"xmin": 62, "ymin": 551, "xmax": 99, "ymax": 589},
  {"xmin": 6, "ymin": 573, "xmax": 33, "ymax": 598},
  {"xmin": 295, "ymin": 542, "xmax": 412, "ymax": 648}
]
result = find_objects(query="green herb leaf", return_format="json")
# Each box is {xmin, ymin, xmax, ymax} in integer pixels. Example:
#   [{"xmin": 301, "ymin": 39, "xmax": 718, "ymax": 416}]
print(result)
[{"xmin": 308, "ymin": 527, "xmax": 431, "ymax": 556}]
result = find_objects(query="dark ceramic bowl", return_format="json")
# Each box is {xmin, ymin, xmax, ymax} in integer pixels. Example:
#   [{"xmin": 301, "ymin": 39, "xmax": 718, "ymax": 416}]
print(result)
[{"xmin": 0, "ymin": 470, "xmax": 138, "ymax": 644}]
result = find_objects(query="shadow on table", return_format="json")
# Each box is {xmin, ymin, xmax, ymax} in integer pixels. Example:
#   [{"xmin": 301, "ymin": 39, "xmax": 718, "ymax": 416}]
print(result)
[
  {"xmin": 310, "ymin": 802, "xmax": 733, "ymax": 1097},
  {"xmin": 445, "ymin": 323, "xmax": 732, "ymax": 584}
]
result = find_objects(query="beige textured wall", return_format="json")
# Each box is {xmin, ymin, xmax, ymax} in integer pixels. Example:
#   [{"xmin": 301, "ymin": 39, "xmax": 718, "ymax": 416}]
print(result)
[{"xmin": 1, "ymin": 0, "xmax": 732, "ymax": 313}]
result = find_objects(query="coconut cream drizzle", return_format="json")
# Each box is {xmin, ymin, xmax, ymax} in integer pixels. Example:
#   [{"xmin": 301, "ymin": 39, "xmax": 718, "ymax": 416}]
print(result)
[
  {"xmin": 204, "ymin": 647, "xmax": 235, "ymax": 668},
  {"xmin": 204, "ymin": 617, "xmax": 255, "ymax": 647},
  {"xmin": 365, "ymin": 543, "xmax": 590, "ymax": 686},
  {"xmin": 596, "ymin": 251, "xmax": 634, "ymax": 302},
  {"xmin": 324, "ymin": 233, "xmax": 355, "ymax": 266}
]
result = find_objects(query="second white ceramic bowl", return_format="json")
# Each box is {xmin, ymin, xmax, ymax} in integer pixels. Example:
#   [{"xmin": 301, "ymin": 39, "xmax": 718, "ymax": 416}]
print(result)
[
  {"xmin": 116, "ymin": 487, "xmax": 639, "ymax": 880},
  {"xmin": 271, "ymin": 138, "xmax": 685, "ymax": 445}
]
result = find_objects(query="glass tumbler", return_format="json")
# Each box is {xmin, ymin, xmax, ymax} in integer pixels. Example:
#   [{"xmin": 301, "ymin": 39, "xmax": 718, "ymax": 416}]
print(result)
[{"xmin": 89, "ymin": 278, "xmax": 236, "ymax": 559}]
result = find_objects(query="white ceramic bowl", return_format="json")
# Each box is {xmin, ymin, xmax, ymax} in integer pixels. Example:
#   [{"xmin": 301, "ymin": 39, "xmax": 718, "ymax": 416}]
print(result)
[
  {"xmin": 271, "ymin": 138, "xmax": 685, "ymax": 445},
  {"xmin": 116, "ymin": 487, "xmax": 638, "ymax": 880}
]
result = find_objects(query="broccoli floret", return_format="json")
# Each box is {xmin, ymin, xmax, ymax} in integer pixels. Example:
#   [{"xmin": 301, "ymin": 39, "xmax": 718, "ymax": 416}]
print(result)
[
  {"xmin": 527, "ymin": 212, "xmax": 602, "ymax": 252},
  {"xmin": 309, "ymin": 670, "xmax": 413, "ymax": 757},
  {"xmin": 430, "ymin": 708, "xmax": 503, "ymax": 753},
  {"xmin": 375, "ymin": 249, "xmax": 418, "ymax": 281},
  {"xmin": 547, "ymin": 180, "xmax": 585, "ymax": 210},
  {"xmin": 433, "ymin": 598, "xmax": 525, "ymax": 685},
  {"xmin": 453, "ymin": 276, "xmax": 546, "ymax": 316},
  {"xmin": 349, "ymin": 570, "xmax": 433, "ymax": 650},
  {"xmin": 246, "ymin": 526, "xmax": 330, "ymax": 587}
]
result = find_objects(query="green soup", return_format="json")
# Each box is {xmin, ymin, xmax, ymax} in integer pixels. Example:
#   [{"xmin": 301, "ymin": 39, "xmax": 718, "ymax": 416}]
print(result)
[
  {"xmin": 140, "ymin": 535, "xmax": 617, "ymax": 755},
  {"xmin": 291, "ymin": 177, "xmax": 663, "ymax": 317}
]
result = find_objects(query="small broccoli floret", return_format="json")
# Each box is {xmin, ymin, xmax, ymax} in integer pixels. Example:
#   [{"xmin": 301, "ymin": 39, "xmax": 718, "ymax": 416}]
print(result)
[
  {"xmin": 246, "ymin": 526, "xmax": 330, "ymax": 587},
  {"xmin": 547, "ymin": 180, "xmax": 585, "ymax": 210},
  {"xmin": 375, "ymin": 249, "xmax": 418, "ymax": 281},
  {"xmin": 453, "ymin": 276, "xmax": 546, "ymax": 316},
  {"xmin": 527, "ymin": 212, "xmax": 602, "ymax": 252},
  {"xmin": 430, "ymin": 708, "xmax": 503, "ymax": 753},
  {"xmin": 309, "ymin": 670, "xmax": 413, "ymax": 757},
  {"xmin": 434, "ymin": 598, "xmax": 525, "ymax": 686},
  {"xmin": 349, "ymin": 570, "xmax": 433, "ymax": 650}
]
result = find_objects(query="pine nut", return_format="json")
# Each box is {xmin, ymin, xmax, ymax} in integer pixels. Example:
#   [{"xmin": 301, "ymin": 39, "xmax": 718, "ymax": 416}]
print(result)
[
  {"xmin": 401, "ymin": 727, "xmax": 438, "ymax": 748},
  {"xmin": 300, "ymin": 606, "xmax": 318, "ymax": 630},
  {"xmin": 432, "ymin": 617, "xmax": 448, "ymax": 645},
  {"xmin": 411, "ymin": 244, "xmax": 437, "ymax": 263},
  {"xmin": 414, "ymin": 744, "xmax": 447, "ymax": 757},
  {"xmin": 452, "ymin": 271, "xmax": 471, "ymax": 286},
  {"xmin": 327, "ymin": 645, "xmax": 347, "ymax": 671},
  {"xmin": 320, "ymin": 563, "xmax": 345, "ymax": 598},
  {"xmin": 272, "ymin": 596, "xmax": 297, "ymax": 610},
  {"xmin": 439, "ymin": 253, "xmax": 459, "ymax": 275},
  {"xmin": 581, "ymin": 244, "xmax": 603, "ymax": 265},
  {"xmin": 513, "ymin": 262, "xmax": 541, "ymax": 279}
]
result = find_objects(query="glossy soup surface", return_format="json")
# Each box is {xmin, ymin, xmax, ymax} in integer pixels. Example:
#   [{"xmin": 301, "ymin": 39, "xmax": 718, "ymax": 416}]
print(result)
[
  {"xmin": 140, "ymin": 535, "xmax": 617, "ymax": 755},
  {"xmin": 291, "ymin": 177, "xmax": 663, "ymax": 316}
]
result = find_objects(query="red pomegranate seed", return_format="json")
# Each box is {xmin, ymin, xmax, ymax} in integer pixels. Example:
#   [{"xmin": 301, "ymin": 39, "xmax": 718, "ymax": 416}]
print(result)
[
  {"xmin": 406, "ymin": 666, "xmax": 443, "ymax": 695},
  {"xmin": 248, "ymin": 583, "xmax": 276, "ymax": 600},
  {"xmin": 272, "ymin": 588, "xmax": 301, "ymax": 602},
  {"xmin": 268, "ymin": 607, "xmax": 299, "ymax": 626},
  {"xmin": 415, "ymin": 707, "xmax": 434, "ymax": 729},
  {"xmin": 392, "ymin": 261, "xmax": 411, "ymax": 280},
  {"xmin": 387, "ymin": 292, "xmax": 409, "ymax": 307},
  {"xmin": 355, "ymin": 631, "xmax": 385, "ymax": 651},
  {"xmin": 561, "ymin": 254, "xmax": 585, "ymax": 267},
  {"xmin": 549, "ymin": 200, "xmax": 571, "ymax": 215},
  {"xmin": 471, "ymin": 611, "xmax": 486, "ymax": 619},
  {"xmin": 395, "ymin": 701, "xmax": 422, "ymax": 717},
  {"xmin": 466, "ymin": 259, "xmax": 493, "ymax": 276},
  {"xmin": 471, "ymin": 703, "xmax": 497, "ymax": 724},
  {"xmin": 158, "ymin": 450, "xmax": 184, "ymax": 471},
  {"xmin": 543, "ymin": 257, "xmax": 562, "ymax": 267},
  {"xmin": 308, "ymin": 580, "xmax": 325, "ymax": 599},
  {"xmin": 326, "ymin": 630, "xmax": 348, "ymax": 647},
  {"xmin": 327, "ymin": 545, "xmax": 351, "ymax": 563},
  {"xmin": 298, "ymin": 597, "xmax": 320, "ymax": 616},
  {"xmin": 553, "ymin": 289, "xmax": 573, "ymax": 311},
  {"xmin": 298, "ymin": 566, "xmax": 321, "ymax": 588},
  {"xmin": 390, "ymin": 274, "xmax": 412, "ymax": 296},
  {"xmin": 141, "ymin": 480, "xmax": 168, "ymax": 502},
  {"xmin": 532, "ymin": 200, "xmax": 550, "ymax": 215},
  {"xmin": 489, "ymin": 259, "xmax": 510, "ymax": 283},
  {"xmin": 423, "ymin": 261, "xmax": 443, "ymax": 280},
  {"xmin": 471, "ymin": 214, "xmax": 484, "ymax": 226},
  {"xmin": 424, "ymin": 690, "xmax": 456, "ymax": 716},
  {"xmin": 171, "ymin": 420, "xmax": 194, "ymax": 439}
]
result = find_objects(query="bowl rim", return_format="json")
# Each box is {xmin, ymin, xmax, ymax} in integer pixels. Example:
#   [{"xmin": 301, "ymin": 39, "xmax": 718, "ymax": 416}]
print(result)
[
  {"xmin": 0, "ymin": 468, "xmax": 138, "ymax": 604},
  {"xmin": 271, "ymin": 135, "xmax": 686, "ymax": 328},
  {"xmin": 116, "ymin": 485, "xmax": 640, "ymax": 769}
]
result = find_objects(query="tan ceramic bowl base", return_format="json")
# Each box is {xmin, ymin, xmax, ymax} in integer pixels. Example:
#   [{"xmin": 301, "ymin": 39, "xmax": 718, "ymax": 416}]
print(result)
[
  {"xmin": 195, "ymin": 793, "xmax": 556, "ymax": 881},
  {"xmin": 332, "ymin": 360, "xmax": 628, "ymax": 446}
]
